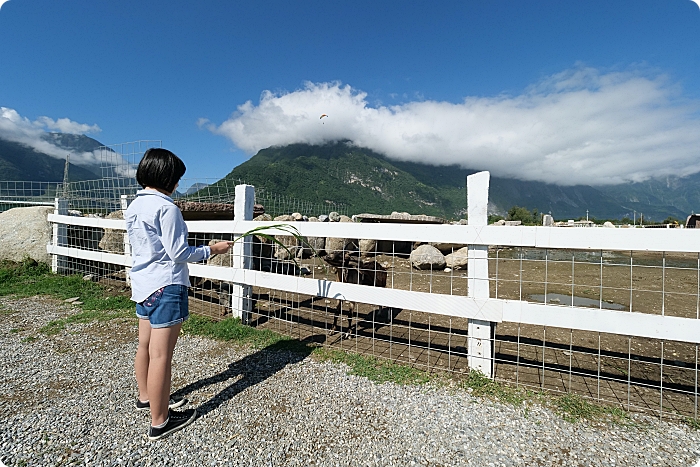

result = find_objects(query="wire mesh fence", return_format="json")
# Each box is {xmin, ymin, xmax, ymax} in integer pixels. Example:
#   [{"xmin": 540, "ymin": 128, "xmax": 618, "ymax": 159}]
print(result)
[
  {"xmin": 46, "ymin": 199, "xmax": 700, "ymax": 422},
  {"xmin": 0, "ymin": 181, "xmax": 60, "ymax": 212}
]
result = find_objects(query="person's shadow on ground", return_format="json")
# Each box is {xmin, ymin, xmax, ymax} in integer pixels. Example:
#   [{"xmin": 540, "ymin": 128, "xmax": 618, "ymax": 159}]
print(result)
[{"xmin": 172, "ymin": 337, "xmax": 316, "ymax": 419}]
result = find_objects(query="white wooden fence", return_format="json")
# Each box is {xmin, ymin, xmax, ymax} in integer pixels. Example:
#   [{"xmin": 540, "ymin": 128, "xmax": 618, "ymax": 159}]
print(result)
[{"xmin": 46, "ymin": 172, "xmax": 700, "ymax": 416}]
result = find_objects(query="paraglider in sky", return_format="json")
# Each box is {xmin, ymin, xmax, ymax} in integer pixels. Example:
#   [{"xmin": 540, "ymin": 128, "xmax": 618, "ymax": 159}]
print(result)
[{"xmin": 320, "ymin": 114, "xmax": 328, "ymax": 119}]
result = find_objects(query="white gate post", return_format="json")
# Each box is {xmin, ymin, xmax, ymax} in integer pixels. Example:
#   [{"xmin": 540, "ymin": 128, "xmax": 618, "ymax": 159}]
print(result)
[
  {"xmin": 467, "ymin": 171, "xmax": 495, "ymax": 377},
  {"xmin": 120, "ymin": 195, "xmax": 132, "ymax": 286},
  {"xmin": 232, "ymin": 184, "xmax": 255, "ymax": 323},
  {"xmin": 51, "ymin": 197, "xmax": 68, "ymax": 274}
]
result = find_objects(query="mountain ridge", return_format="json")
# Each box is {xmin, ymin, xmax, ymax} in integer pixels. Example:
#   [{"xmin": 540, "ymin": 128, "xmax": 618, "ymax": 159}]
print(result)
[{"xmin": 221, "ymin": 141, "xmax": 691, "ymax": 221}]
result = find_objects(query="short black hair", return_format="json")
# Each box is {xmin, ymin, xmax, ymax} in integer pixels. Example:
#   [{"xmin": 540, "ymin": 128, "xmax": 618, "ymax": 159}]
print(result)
[{"xmin": 136, "ymin": 148, "xmax": 186, "ymax": 193}]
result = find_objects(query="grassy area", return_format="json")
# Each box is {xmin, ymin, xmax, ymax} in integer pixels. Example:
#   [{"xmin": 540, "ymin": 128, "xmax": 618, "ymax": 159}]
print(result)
[
  {"xmin": 313, "ymin": 348, "xmax": 432, "ymax": 385},
  {"xmin": 0, "ymin": 258, "xmax": 681, "ymax": 428},
  {"xmin": 555, "ymin": 393, "xmax": 631, "ymax": 425},
  {"xmin": 0, "ymin": 259, "xmax": 133, "ymax": 311}
]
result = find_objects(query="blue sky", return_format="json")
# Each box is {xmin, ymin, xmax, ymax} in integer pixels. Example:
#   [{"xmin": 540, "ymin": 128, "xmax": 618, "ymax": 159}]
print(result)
[{"xmin": 0, "ymin": 0, "xmax": 699, "ymax": 188}]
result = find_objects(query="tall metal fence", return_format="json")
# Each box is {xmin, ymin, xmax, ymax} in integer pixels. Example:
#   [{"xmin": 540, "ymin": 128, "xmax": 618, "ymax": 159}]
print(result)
[
  {"xmin": 43, "ymin": 172, "xmax": 700, "ymax": 422},
  {"xmin": 0, "ymin": 181, "xmax": 60, "ymax": 212}
]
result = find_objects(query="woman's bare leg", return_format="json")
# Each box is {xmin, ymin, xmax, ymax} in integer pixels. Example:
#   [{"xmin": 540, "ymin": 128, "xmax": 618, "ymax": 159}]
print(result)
[
  {"xmin": 135, "ymin": 318, "xmax": 151, "ymax": 403},
  {"xmin": 147, "ymin": 323, "xmax": 182, "ymax": 426}
]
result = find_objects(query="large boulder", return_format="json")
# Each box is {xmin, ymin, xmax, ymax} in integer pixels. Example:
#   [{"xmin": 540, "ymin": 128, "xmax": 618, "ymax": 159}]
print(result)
[
  {"xmin": 325, "ymin": 215, "xmax": 357, "ymax": 255},
  {"xmin": 98, "ymin": 210, "xmax": 124, "ymax": 254},
  {"xmin": 0, "ymin": 206, "xmax": 54, "ymax": 264},
  {"xmin": 299, "ymin": 216, "xmax": 325, "ymax": 258},
  {"xmin": 410, "ymin": 244, "xmax": 446, "ymax": 270},
  {"xmin": 359, "ymin": 238, "xmax": 377, "ymax": 256},
  {"xmin": 445, "ymin": 246, "xmax": 470, "ymax": 270},
  {"xmin": 430, "ymin": 242, "xmax": 468, "ymax": 254}
]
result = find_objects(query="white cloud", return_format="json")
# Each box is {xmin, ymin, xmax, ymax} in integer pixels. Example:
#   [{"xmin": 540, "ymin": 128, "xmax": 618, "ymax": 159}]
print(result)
[
  {"xmin": 0, "ymin": 107, "xmax": 103, "ymax": 167},
  {"xmin": 35, "ymin": 116, "xmax": 100, "ymax": 134},
  {"xmin": 208, "ymin": 67, "xmax": 700, "ymax": 186}
]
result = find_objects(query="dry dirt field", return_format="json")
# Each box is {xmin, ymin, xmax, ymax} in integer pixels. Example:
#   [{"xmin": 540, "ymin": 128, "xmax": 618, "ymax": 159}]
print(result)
[{"xmin": 183, "ymin": 247, "xmax": 700, "ymax": 419}]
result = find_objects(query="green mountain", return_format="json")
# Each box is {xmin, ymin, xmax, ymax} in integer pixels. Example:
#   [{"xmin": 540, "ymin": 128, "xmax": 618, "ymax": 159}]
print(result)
[
  {"xmin": 0, "ymin": 134, "xmax": 102, "ymax": 182},
  {"xmin": 221, "ymin": 141, "xmax": 692, "ymax": 221}
]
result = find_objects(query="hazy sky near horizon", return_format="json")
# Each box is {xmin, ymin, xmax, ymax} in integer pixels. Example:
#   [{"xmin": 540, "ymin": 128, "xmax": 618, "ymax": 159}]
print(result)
[{"xmin": 0, "ymin": 0, "xmax": 699, "ymax": 186}]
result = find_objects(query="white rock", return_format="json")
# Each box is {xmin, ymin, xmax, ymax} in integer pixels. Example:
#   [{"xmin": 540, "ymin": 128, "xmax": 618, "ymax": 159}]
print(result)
[{"xmin": 0, "ymin": 206, "xmax": 54, "ymax": 264}]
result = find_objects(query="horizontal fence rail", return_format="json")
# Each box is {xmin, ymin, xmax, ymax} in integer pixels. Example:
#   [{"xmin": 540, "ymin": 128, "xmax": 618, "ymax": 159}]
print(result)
[{"xmin": 45, "ymin": 175, "xmax": 700, "ymax": 420}]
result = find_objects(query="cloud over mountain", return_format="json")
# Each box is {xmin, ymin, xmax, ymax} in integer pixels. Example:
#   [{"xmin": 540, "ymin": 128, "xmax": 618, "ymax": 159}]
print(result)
[
  {"xmin": 0, "ymin": 107, "xmax": 103, "ymax": 167},
  {"xmin": 206, "ymin": 66, "xmax": 700, "ymax": 186}
]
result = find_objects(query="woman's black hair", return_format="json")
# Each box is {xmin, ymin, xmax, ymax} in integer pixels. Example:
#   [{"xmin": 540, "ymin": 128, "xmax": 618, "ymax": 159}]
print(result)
[{"xmin": 135, "ymin": 148, "xmax": 186, "ymax": 193}]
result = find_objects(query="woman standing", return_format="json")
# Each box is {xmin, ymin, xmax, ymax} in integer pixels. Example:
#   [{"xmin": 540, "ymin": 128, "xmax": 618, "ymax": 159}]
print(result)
[{"xmin": 126, "ymin": 148, "xmax": 232, "ymax": 440}]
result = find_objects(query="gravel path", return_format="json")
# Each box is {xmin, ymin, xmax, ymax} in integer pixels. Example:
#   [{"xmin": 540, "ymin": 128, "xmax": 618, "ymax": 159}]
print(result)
[{"xmin": 1, "ymin": 295, "xmax": 700, "ymax": 467}]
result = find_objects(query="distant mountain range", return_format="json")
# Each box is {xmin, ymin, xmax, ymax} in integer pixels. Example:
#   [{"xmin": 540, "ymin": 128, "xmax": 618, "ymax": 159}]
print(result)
[
  {"xmin": 0, "ymin": 134, "xmax": 102, "ymax": 182},
  {"xmin": 221, "ymin": 141, "xmax": 696, "ymax": 221},
  {"xmin": 1, "ymin": 134, "xmax": 698, "ymax": 221}
]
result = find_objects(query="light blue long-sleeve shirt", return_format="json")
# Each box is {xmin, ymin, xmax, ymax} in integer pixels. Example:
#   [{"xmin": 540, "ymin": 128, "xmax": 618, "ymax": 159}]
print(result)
[{"xmin": 125, "ymin": 189, "xmax": 211, "ymax": 303}]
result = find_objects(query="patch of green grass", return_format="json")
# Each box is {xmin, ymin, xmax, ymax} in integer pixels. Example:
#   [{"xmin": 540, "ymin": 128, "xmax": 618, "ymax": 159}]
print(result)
[
  {"xmin": 40, "ymin": 309, "xmax": 131, "ymax": 336},
  {"xmin": 313, "ymin": 348, "xmax": 432, "ymax": 385},
  {"xmin": 0, "ymin": 259, "xmax": 133, "ymax": 312},
  {"xmin": 684, "ymin": 417, "xmax": 700, "ymax": 430},
  {"xmin": 555, "ymin": 393, "xmax": 631, "ymax": 424},
  {"xmin": 1, "ymin": 259, "xmax": 133, "ymax": 337},
  {"xmin": 459, "ymin": 370, "xmax": 528, "ymax": 406},
  {"xmin": 21, "ymin": 336, "xmax": 38, "ymax": 343},
  {"xmin": 182, "ymin": 314, "xmax": 308, "ymax": 352}
]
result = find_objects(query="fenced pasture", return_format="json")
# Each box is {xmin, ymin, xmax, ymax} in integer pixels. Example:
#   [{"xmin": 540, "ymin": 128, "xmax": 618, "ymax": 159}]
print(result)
[
  {"xmin": 0, "ymin": 181, "xmax": 59, "ymax": 212},
  {"xmin": 44, "ymin": 174, "xmax": 700, "ymax": 422}
]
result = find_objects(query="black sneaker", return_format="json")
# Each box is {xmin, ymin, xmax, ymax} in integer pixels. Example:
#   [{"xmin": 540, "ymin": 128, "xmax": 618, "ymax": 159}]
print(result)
[
  {"xmin": 136, "ymin": 395, "xmax": 187, "ymax": 411},
  {"xmin": 148, "ymin": 408, "xmax": 197, "ymax": 440}
]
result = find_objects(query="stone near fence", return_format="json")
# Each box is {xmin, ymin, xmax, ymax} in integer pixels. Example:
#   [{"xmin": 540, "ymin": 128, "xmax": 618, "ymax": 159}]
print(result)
[
  {"xmin": 318, "ymin": 215, "xmax": 329, "ymax": 222},
  {"xmin": 0, "ymin": 206, "xmax": 54, "ymax": 264},
  {"xmin": 99, "ymin": 210, "xmax": 124, "ymax": 254},
  {"xmin": 291, "ymin": 212, "xmax": 303, "ymax": 221},
  {"xmin": 328, "ymin": 211, "xmax": 341, "ymax": 222},
  {"xmin": 359, "ymin": 238, "xmax": 377, "ymax": 255},
  {"xmin": 430, "ymin": 242, "xmax": 468, "ymax": 254},
  {"xmin": 445, "ymin": 246, "xmax": 470, "ymax": 270},
  {"xmin": 207, "ymin": 238, "xmax": 232, "ymax": 267},
  {"xmin": 300, "ymin": 216, "xmax": 325, "ymax": 258},
  {"xmin": 253, "ymin": 204, "xmax": 265, "ymax": 217},
  {"xmin": 272, "ymin": 214, "xmax": 300, "ymax": 259},
  {"xmin": 410, "ymin": 244, "xmax": 446, "ymax": 270},
  {"xmin": 325, "ymin": 215, "xmax": 357, "ymax": 255},
  {"xmin": 252, "ymin": 213, "xmax": 274, "ymax": 257}
]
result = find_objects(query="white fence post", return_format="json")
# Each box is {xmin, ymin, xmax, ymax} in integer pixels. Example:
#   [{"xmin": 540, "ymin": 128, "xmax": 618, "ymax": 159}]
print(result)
[
  {"xmin": 232, "ymin": 184, "xmax": 255, "ymax": 323},
  {"xmin": 467, "ymin": 171, "xmax": 495, "ymax": 377},
  {"xmin": 120, "ymin": 195, "xmax": 132, "ymax": 286},
  {"xmin": 51, "ymin": 197, "xmax": 68, "ymax": 274}
]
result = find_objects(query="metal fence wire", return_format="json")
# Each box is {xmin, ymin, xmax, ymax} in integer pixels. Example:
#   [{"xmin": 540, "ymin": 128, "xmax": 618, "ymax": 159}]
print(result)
[{"xmin": 45, "ymin": 178, "xmax": 700, "ymax": 422}]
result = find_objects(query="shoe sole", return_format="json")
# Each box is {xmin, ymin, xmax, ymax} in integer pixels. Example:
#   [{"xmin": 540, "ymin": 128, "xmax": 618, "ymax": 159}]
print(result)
[
  {"xmin": 147, "ymin": 410, "xmax": 197, "ymax": 441},
  {"xmin": 136, "ymin": 398, "xmax": 187, "ymax": 411}
]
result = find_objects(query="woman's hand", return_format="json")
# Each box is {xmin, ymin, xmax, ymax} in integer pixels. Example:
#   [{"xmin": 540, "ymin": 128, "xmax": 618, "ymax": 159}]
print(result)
[{"xmin": 209, "ymin": 241, "xmax": 233, "ymax": 255}]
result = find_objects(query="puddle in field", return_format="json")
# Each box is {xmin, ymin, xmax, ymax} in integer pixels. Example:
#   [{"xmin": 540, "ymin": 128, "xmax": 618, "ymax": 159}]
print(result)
[{"xmin": 530, "ymin": 293, "xmax": 626, "ymax": 310}]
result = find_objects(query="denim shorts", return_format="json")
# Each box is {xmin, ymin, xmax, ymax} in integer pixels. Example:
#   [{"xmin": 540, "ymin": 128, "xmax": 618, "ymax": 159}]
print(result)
[{"xmin": 136, "ymin": 284, "xmax": 189, "ymax": 328}]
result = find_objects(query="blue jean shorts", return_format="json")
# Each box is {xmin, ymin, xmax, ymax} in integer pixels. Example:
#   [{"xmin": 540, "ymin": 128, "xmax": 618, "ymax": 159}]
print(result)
[{"xmin": 136, "ymin": 284, "xmax": 189, "ymax": 328}]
